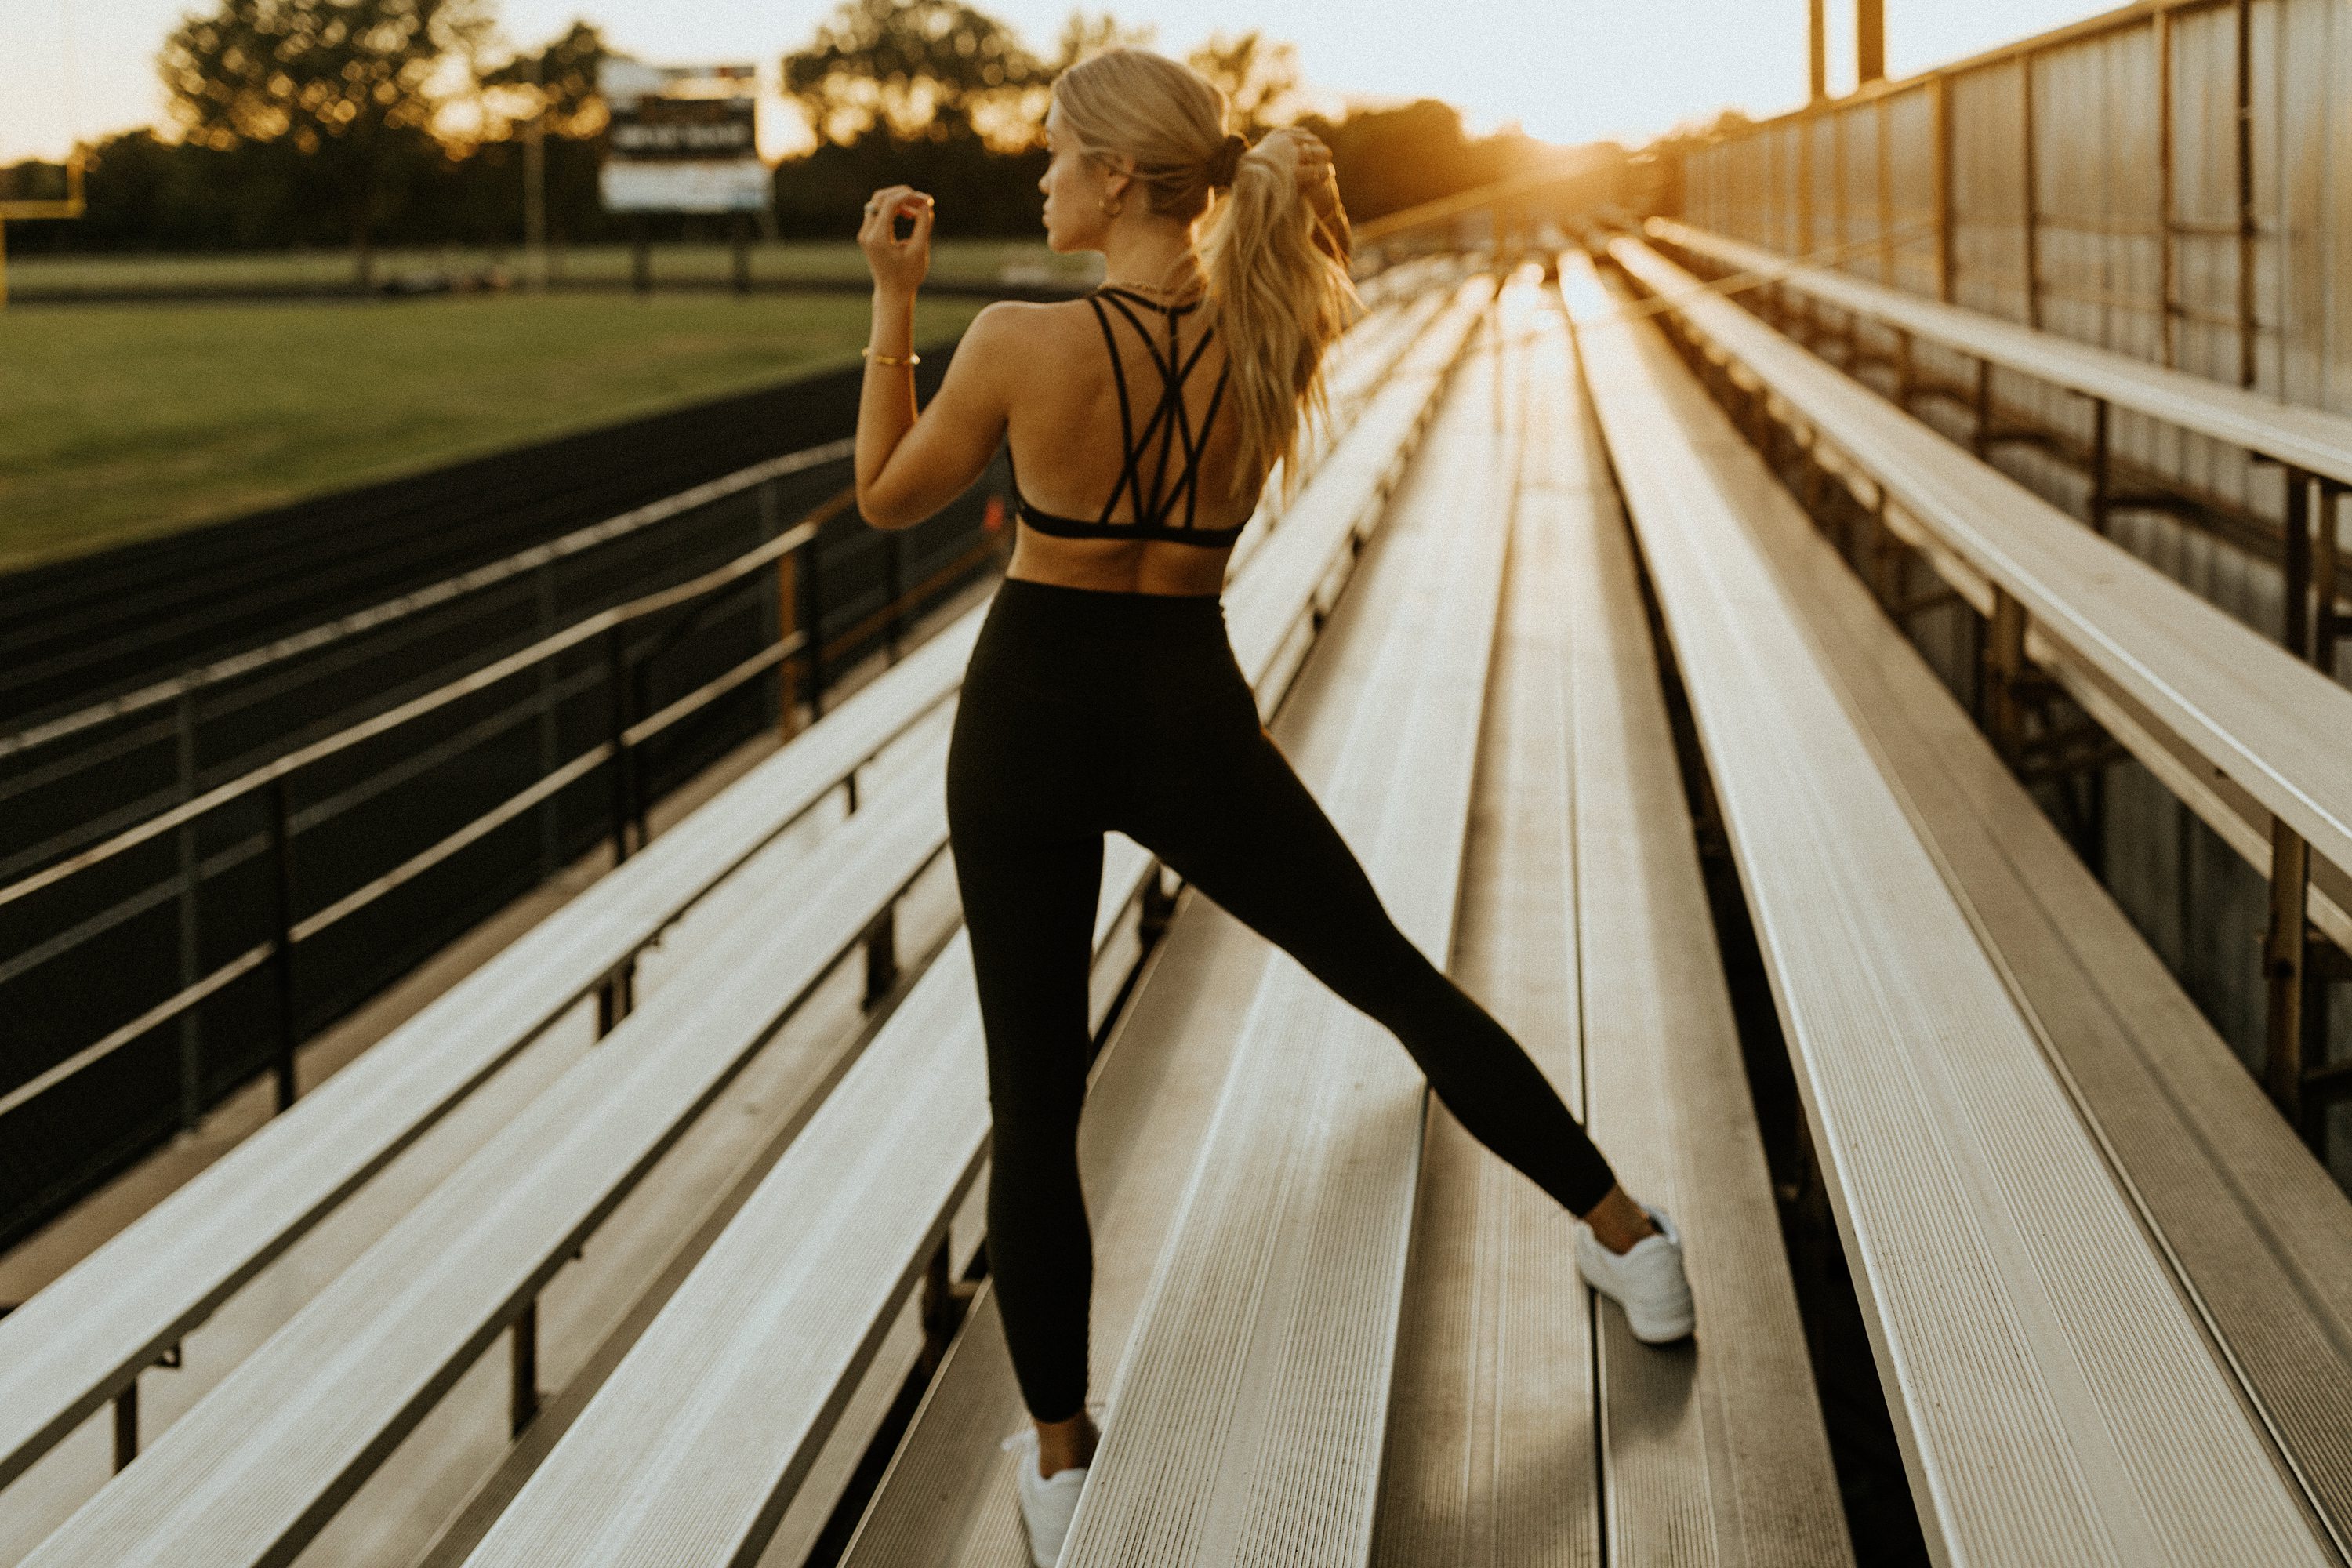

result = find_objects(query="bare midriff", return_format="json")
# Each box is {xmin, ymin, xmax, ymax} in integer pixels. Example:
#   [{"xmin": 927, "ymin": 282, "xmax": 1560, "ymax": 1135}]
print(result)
[{"xmin": 1004, "ymin": 521, "xmax": 1238, "ymax": 598}]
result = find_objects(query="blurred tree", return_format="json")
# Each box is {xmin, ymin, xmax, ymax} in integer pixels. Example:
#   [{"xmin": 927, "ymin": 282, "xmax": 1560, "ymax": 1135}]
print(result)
[
  {"xmin": 161, "ymin": 0, "xmax": 493, "ymax": 282},
  {"xmin": 480, "ymin": 20, "xmax": 609, "ymax": 140},
  {"xmin": 1186, "ymin": 31, "xmax": 1301, "ymax": 139},
  {"xmin": 784, "ymin": 0, "xmax": 1044, "ymax": 147},
  {"xmin": 1051, "ymin": 10, "xmax": 1156, "ymax": 71}
]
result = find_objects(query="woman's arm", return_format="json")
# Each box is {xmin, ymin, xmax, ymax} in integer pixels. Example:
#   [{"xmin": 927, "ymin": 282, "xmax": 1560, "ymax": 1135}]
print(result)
[{"xmin": 855, "ymin": 185, "xmax": 1014, "ymax": 530}]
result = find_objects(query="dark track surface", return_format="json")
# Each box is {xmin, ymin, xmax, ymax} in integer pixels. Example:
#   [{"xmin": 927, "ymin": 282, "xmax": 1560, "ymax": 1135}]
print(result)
[{"xmin": 0, "ymin": 343, "xmax": 963, "ymax": 729}]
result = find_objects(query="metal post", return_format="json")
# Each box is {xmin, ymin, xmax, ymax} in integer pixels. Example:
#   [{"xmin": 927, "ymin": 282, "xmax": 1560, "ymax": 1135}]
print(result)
[
  {"xmin": 862, "ymin": 905, "xmax": 898, "ymax": 1011},
  {"xmin": 2264, "ymin": 818, "xmax": 2309, "ymax": 1127},
  {"xmin": 800, "ymin": 532, "xmax": 828, "ymax": 723},
  {"xmin": 2157, "ymin": 5, "xmax": 2179, "ymax": 368},
  {"xmin": 2234, "ymin": 0, "xmax": 2257, "ymax": 390},
  {"xmin": 776, "ymin": 545, "xmax": 801, "ymax": 741},
  {"xmin": 176, "ymin": 693, "xmax": 203, "ymax": 1131},
  {"xmin": 2020, "ymin": 54, "xmax": 2042, "ymax": 332},
  {"xmin": 1807, "ymin": 0, "xmax": 1827, "ymax": 104},
  {"xmin": 1984, "ymin": 586, "xmax": 2029, "ymax": 761},
  {"xmin": 1893, "ymin": 327, "xmax": 1914, "ymax": 408},
  {"xmin": 2283, "ymin": 469, "xmax": 2313, "ymax": 659},
  {"xmin": 2089, "ymin": 397, "xmax": 2111, "ymax": 535},
  {"xmin": 1933, "ymin": 74, "xmax": 1955, "ymax": 303},
  {"xmin": 536, "ymin": 564, "xmax": 560, "ymax": 877},
  {"xmin": 1857, "ymin": 0, "xmax": 1885, "ymax": 86},
  {"xmin": 605, "ymin": 626, "xmax": 632, "ymax": 868},
  {"xmin": 631, "ymin": 219, "xmax": 652, "ymax": 298},
  {"xmin": 918, "ymin": 1236, "xmax": 960, "ymax": 1375},
  {"xmin": 1972, "ymin": 357, "xmax": 1994, "ymax": 457},
  {"xmin": 510, "ymin": 1296, "xmax": 541, "ymax": 1436},
  {"xmin": 267, "ymin": 775, "xmax": 299, "ymax": 1111},
  {"xmin": 2317, "ymin": 483, "xmax": 2342, "ymax": 676},
  {"xmin": 596, "ymin": 963, "xmax": 635, "ymax": 1036},
  {"xmin": 113, "ymin": 1381, "xmax": 137, "ymax": 1472}
]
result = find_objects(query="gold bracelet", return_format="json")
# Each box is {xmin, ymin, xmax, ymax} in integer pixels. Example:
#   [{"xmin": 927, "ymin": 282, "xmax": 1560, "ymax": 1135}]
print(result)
[{"xmin": 862, "ymin": 347, "xmax": 920, "ymax": 367}]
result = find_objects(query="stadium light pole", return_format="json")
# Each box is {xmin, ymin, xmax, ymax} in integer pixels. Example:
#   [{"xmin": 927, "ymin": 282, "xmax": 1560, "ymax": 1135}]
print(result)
[
  {"xmin": 1807, "ymin": 0, "xmax": 1827, "ymax": 103},
  {"xmin": 1857, "ymin": 0, "xmax": 1886, "ymax": 85}
]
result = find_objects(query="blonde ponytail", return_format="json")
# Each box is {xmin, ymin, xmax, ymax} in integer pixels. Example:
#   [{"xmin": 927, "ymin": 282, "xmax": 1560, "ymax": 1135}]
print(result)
[{"xmin": 1051, "ymin": 49, "xmax": 1360, "ymax": 503}]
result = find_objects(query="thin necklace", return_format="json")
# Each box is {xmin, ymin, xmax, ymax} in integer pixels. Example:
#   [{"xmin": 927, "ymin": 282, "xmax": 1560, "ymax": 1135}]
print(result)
[{"xmin": 1102, "ymin": 270, "xmax": 1206, "ymax": 304}]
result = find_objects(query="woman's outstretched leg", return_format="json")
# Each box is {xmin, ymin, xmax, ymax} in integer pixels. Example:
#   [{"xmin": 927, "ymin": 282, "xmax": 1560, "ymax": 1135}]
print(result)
[{"xmin": 1126, "ymin": 713, "xmax": 1620, "ymax": 1219}]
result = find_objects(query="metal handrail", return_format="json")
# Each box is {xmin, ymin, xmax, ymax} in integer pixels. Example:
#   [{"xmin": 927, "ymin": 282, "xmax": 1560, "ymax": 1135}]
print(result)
[
  {"xmin": 0, "ymin": 494, "xmax": 996, "ymax": 1122},
  {"xmin": 0, "ymin": 437, "xmax": 855, "ymax": 763}
]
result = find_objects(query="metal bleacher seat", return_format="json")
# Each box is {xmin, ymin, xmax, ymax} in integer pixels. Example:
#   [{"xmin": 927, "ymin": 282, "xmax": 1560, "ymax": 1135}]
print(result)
[
  {"xmin": 0, "ymin": 611, "xmax": 975, "ymax": 1492},
  {"xmin": 1645, "ymin": 216, "xmax": 2352, "ymax": 495},
  {"xmin": 1371, "ymin": 285, "xmax": 1849, "ymax": 1563},
  {"xmin": 354, "ymin": 281, "xmax": 1485, "ymax": 1568},
  {"xmin": 1563, "ymin": 247, "xmax": 2340, "ymax": 1564},
  {"xmin": 1595, "ymin": 234, "xmax": 2352, "ymax": 1551},
  {"xmin": 5, "ymin": 284, "xmax": 1473, "ymax": 1567}
]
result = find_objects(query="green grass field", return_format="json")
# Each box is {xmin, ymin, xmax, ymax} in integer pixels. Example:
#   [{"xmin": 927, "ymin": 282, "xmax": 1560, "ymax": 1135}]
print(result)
[
  {"xmin": 0, "ymin": 285, "xmax": 987, "ymax": 573},
  {"xmin": 5, "ymin": 238, "xmax": 1099, "ymax": 296}
]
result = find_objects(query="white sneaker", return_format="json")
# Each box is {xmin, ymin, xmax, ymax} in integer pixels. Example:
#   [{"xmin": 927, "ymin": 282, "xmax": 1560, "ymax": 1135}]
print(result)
[
  {"xmin": 1574, "ymin": 1202, "xmax": 1695, "ymax": 1343},
  {"xmin": 1003, "ymin": 1427, "xmax": 1089, "ymax": 1567}
]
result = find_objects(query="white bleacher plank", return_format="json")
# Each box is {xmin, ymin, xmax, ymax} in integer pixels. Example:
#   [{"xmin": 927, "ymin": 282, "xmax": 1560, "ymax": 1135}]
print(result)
[
  {"xmin": 16, "ymin": 732, "xmax": 956, "ymax": 1568},
  {"xmin": 1367, "ymin": 308, "xmax": 1599, "ymax": 1568},
  {"xmin": 1703, "ymin": 385, "xmax": 2352, "ymax": 1548},
  {"xmin": 1546, "ymin": 296, "xmax": 1849, "ymax": 1564},
  {"xmin": 1649, "ymin": 216, "xmax": 2352, "ymax": 492},
  {"xmin": 1059, "ymin": 278, "xmax": 1520, "ymax": 1567},
  {"xmin": 440, "ymin": 281, "xmax": 1496, "ymax": 1568},
  {"xmin": 1608, "ymin": 234, "xmax": 2352, "ymax": 887},
  {"xmin": 0, "ymin": 612, "xmax": 974, "ymax": 1490},
  {"xmin": 1563, "ymin": 249, "xmax": 2334, "ymax": 1566}
]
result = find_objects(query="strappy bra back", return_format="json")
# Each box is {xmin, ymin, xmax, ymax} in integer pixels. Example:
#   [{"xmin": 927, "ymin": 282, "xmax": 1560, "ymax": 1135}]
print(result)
[{"xmin": 1007, "ymin": 285, "xmax": 1246, "ymax": 548}]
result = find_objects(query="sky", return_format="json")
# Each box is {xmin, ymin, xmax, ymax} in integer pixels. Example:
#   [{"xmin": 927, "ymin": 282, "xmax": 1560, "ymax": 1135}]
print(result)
[{"xmin": 2, "ymin": 0, "xmax": 2123, "ymax": 165}]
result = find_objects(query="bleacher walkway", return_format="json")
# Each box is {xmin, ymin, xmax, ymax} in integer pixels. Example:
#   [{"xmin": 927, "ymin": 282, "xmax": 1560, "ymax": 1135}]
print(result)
[{"xmin": 2, "ymin": 246, "xmax": 2349, "ymax": 1568}]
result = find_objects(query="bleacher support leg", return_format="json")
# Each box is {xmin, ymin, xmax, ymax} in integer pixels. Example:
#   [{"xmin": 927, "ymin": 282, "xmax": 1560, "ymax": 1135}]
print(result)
[
  {"xmin": 776, "ymin": 550, "xmax": 802, "ymax": 742},
  {"xmin": 862, "ymin": 906, "xmax": 898, "ymax": 1011},
  {"xmin": 2316, "ymin": 484, "xmax": 2340, "ymax": 674},
  {"xmin": 2264, "ymin": 819, "xmax": 2309, "ymax": 1132},
  {"xmin": 1972, "ymin": 357, "xmax": 1994, "ymax": 458},
  {"xmin": 596, "ymin": 961, "xmax": 635, "ymax": 1036},
  {"xmin": 2283, "ymin": 469, "xmax": 2313, "ymax": 659},
  {"xmin": 1983, "ymin": 587, "xmax": 2029, "ymax": 761},
  {"xmin": 511, "ymin": 1297, "xmax": 542, "ymax": 1437},
  {"xmin": 605, "ymin": 629, "xmax": 633, "ymax": 868},
  {"xmin": 2089, "ymin": 397, "xmax": 2112, "ymax": 535},
  {"xmin": 112, "ymin": 1381, "xmax": 136, "ymax": 1472},
  {"xmin": 916, "ymin": 1237, "xmax": 970, "ymax": 1377}
]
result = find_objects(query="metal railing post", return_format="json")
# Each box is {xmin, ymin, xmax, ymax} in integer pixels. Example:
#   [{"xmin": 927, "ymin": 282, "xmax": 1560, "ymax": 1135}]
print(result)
[
  {"xmin": 605, "ymin": 626, "xmax": 633, "ymax": 868},
  {"xmin": 113, "ymin": 1381, "xmax": 137, "ymax": 1472},
  {"xmin": 2282, "ymin": 468, "xmax": 2313, "ymax": 659},
  {"xmin": 175, "ymin": 692, "xmax": 203, "ymax": 1131},
  {"xmin": 267, "ymin": 775, "xmax": 299, "ymax": 1112},
  {"xmin": 2088, "ymin": 397, "xmax": 2112, "ymax": 536},
  {"xmin": 800, "ymin": 532, "xmax": 828, "ymax": 723},
  {"xmin": 2318, "ymin": 483, "xmax": 2342, "ymax": 677},
  {"xmin": 2263, "ymin": 818, "xmax": 2310, "ymax": 1134},
  {"xmin": 536, "ymin": 564, "xmax": 561, "ymax": 877},
  {"xmin": 884, "ymin": 530, "xmax": 905, "ymax": 663},
  {"xmin": 1984, "ymin": 587, "xmax": 2030, "ymax": 762}
]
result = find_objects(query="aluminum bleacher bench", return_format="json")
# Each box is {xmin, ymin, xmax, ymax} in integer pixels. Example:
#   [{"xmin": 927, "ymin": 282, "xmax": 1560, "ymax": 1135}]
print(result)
[
  {"xmin": 1370, "ymin": 285, "xmax": 1849, "ymax": 1564},
  {"xmin": 1599, "ymin": 234, "xmax": 2352, "ymax": 1553},
  {"xmin": 1564, "ymin": 247, "xmax": 2338, "ymax": 1566},
  {"xmin": 434, "ymin": 277, "xmax": 1490, "ymax": 1568},
  {"xmin": 1646, "ymin": 216, "xmax": 2352, "ymax": 496},
  {"xmin": 0, "ymin": 609, "xmax": 974, "ymax": 1490},
  {"xmin": 1609, "ymin": 233, "xmax": 2352, "ymax": 962},
  {"xmin": 0, "ymin": 282, "xmax": 1432, "ymax": 1515}
]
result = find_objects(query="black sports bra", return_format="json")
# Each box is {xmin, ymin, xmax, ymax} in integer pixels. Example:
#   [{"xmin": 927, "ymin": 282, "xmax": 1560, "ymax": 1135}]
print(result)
[{"xmin": 1007, "ymin": 285, "xmax": 1244, "ymax": 548}]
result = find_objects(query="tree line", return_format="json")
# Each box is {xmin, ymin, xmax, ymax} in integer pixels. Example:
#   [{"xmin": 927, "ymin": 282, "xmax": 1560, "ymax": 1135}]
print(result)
[{"xmin": 0, "ymin": 0, "xmax": 1581, "ymax": 267}]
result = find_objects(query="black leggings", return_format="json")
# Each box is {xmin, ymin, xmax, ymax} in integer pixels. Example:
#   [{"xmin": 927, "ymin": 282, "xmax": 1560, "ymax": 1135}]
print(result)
[{"xmin": 946, "ymin": 576, "xmax": 1618, "ymax": 1424}]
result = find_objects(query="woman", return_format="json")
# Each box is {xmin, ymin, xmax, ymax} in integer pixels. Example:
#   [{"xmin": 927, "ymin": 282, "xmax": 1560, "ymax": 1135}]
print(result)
[{"xmin": 853, "ymin": 48, "xmax": 1693, "ymax": 1566}]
